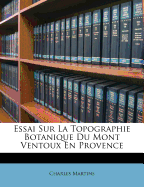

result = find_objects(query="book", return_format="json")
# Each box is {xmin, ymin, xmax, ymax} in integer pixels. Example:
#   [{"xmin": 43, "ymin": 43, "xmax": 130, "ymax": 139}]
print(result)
[
  {"xmin": 107, "ymin": 84, "xmax": 129, "ymax": 123},
  {"xmin": 39, "ymin": 72, "xmax": 45, "ymax": 106},
  {"xmin": 61, "ymin": 19, "xmax": 65, "ymax": 61},
  {"xmin": 51, "ymin": 74, "xmax": 57, "ymax": 112},
  {"xmin": 56, "ymin": 75, "xmax": 63, "ymax": 115},
  {"xmin": 78, "ymin": 14, "xmax": 84, "ymax": 63},
  {"xmin": 46, "ymin": 23, "xmax": 50, "ymax": 60},
  {"xmin": 127, "ymin": 87, "xmax": 143, "ymax": 123},
  {"xmin": 119, "ymin": 2, "xmax": 132, "ymax": 67},
  {"xmin": 42, "ymin": 23, "xmax": 47, "ymax": 59},
  {"xmin": 92, "ymin": 9, "xmax": 102, "ymax": 65},
  {"xmin": 34, "ymin": 71, "xmax": 37, "ymax": 102},
  {"xmin": 55, "ymin": 20, "xmax": 61, "ymax": 61},
  {"xmin": 71, "ymin": 16, "xmax": 78, "ymax": 63},
  {"xmin": 65, "ymin": 18, "xmax": 71, "ymax": 62},
  {"xmin": 117, "ymin": 85, "xmax": 139, "ymax": 123},
  {"xmin": 39, "ymin": 24, "xmax": 43, "ymax": 59},
  {"xmin": 131, "ymin": 0, "xmax": 144, "ymax": 68},
  {"xmin": 36, "ymin": 25, "xmax": 39, "ymax": 59},
  {"xmin": 84, "ymin": 12, "xmax": 92, "ymax": 64},
  {"xmin": 102, "ymin": 7, "xmax": 111, "ymax": 65},
  {"xmin": 50, "ymin": 22, "xmax": 55, "ymax": 60},
  {"xmin": 94, "ymin": 81, "xmax": 117, "ymax": 123},
  {"xmin": 136, "ymin": 92, "xmax": 144, "ymax": 123},
  {"xmin": 110, "ymin": 5, "xmax": 120, "ymax": 66},
  {"xmin": 49, "ymin": 73, "xmax": 53, "ymax": 109}
]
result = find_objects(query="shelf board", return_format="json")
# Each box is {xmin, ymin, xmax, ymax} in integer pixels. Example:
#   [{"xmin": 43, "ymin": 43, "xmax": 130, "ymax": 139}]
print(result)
[
  {"xmin": 0, "ymin": 12, "xmax": 18, "ymax": 27},
  {"xmin": 21, "ymin": 59, "xmax": 144, "ymax": 79},
  {"xmin": 0, "ymin": 82, "xmax": 19, "ymax": 104},
  {"xmin": 0, "ymin": 108, "xmax": 15, "ymax": 123},
  {"xmin": 21, "ymin": 101, "xmax": 72, "ymax": 123},
  {"xmin": 0, "ymin": 55, "xmax": 18, "ymax": 61}
]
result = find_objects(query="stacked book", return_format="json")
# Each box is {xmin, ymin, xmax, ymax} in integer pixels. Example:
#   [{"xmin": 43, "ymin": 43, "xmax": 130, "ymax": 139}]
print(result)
[
  {"xmin": 2, "ymin": 94, "xmax": 19, "ymax": 123},
  {"xmin": 34, "ymin": 69, "xmax": 144, "ymax": 123}
]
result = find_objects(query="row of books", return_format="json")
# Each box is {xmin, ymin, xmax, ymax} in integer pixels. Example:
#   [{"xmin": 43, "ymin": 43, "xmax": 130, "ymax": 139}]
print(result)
[
  {"xmin": 1, "ymin": 62, "xmax": 18, "ymax": 91},
  {"xmin": 1, "ymin": 0, "xmax": 18, "ymax": 21},
  {"xmin": 34, "ymin": 118, "xmax": 41, "ymax": 123},
  {"xmin": 33, "ymin": 0, "xmax": 40, "ymax": 4},
  {"xmin": 33, "ymin": 0, "xmax": 143, "ymax": 68},
  {"xmin": 2, "ymin": 94, "xmax": 19, "ymax": 123},
  {"xmin": 34, "ymin": 69, "xmax": 144, "ymax": 123},
  {"xmin": 1, "ymin": 32, "xmax": 18, "ymax": 57}
]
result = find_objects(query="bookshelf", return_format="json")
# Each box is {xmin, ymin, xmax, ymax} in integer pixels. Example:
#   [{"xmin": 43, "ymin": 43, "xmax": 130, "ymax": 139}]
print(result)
[{"xmin": 0, "ymin": 0, "xmax": 144, "ymax": 123}]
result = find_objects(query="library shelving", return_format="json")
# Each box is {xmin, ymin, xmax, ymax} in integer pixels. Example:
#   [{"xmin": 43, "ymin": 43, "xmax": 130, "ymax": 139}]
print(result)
[{"xmin": 0, "ymin": 0, "xmax": 144, "ymax": 123}]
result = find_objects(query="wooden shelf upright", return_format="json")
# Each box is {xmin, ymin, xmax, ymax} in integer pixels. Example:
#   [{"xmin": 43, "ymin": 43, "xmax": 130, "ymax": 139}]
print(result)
[{"xmin": 0, "ymin": 0, "xmax": 143, "ymax": 123}]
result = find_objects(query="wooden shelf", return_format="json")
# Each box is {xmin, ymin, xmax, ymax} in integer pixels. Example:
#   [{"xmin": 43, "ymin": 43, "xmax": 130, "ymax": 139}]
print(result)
[
  {"xmin": 21, "ymin": 59, "xmax": 144, "ymax": 79},
  {"xmin": 0, "ymin": 82, "xmax": 19, "ymax": 104},
  {"xmin": 0, "ymin": 12, "xmax": 18, "ymax": 26},
  {"xmin": 21, "ymin": 101, "xmax": 72, "ymax": 123},
  {"xmin": 0, "ymin": 55, "xmax": 18, "ymax": 61},
  {"xmin": 0, "ymin": 108, "xmax": 15, "ymax": 123}
]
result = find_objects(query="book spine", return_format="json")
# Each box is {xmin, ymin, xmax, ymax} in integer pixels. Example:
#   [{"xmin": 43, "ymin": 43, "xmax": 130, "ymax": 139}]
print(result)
[
  {"xmin": 48, "ymin": 75, "xmax": 52, "ymax": 109},
  {"xmin": 63, "ymin": 78, "xmax": 68, "ymax": 117},
  {"xmin": 16, "ymin": 104, "xmax": 19, "ymax": 123},
  {"xmin": 44, "ymin": 74, "xmax": 49, "ymax": 108},
  {"xmin": 117, "ymin": 92, "xmax": 126, "ymax": 122},
  {"xmin": 65, "ymin": 18, "xmax": 71, "ymax": 62},
  {"xmin": 10, "ymin": 65, "xmax": 12, "ymax": 88},
  {"xmin": 71, "ymin": 16, "xmax": 78, "ymax": 63},
  {"xmin": 61, "ymin": 19, "xmax": 65, "ymax": 61},
  {"xmin": 86, "ymin": 85, "xmax": 94, "ymax": 122},
  {"xmin": 102, "ymin": 7, "xmax": 111, "ymax": 65},
  {"xmin": 34, "ymin": 71, "xmax": 37, "ymax": 102},
  {"xmin": 73, "ymin": 82, "xmax": 80, "ymax": 123},
  {"xmin": 37, "ymin": 72, "xmax": 40, "ymax": 103},
  {"xmin": 67, "ymin": 80, "xmax": 73, "ymax": 121},
  {"xmin": 111, "ymin": 5, "xmax": 120, "ymax": 66},
  {"xmin": 136, "ymin": 94, "xmax": 143, "ymax": 123},
  {"xmin": 56, "ymin": 77, "xmax": 63, "ymax": 115},
  {"xmin": 132, "ymin": 0, "xmax": 143, "ymax": 68},
  {"xmin": 127, "ymin": 94, "xmax": 136, "ymax": 122},
  {"xmin": 43, "ymin": 24, "xmax": 47, "ymax": 59},
  {"xmin": 92, "ymin": 10, "xmax": 102, "ymax": 65},
  {"xmin": 119, "ymin": 2, "xmax": 132, "ymax": 67},
  {"xmin": 14, "ymin": 66, "xmax": 16, "ymax": 90},
  {"xmin": 1, "ymin": 63, "xmax": 3, "ymax": 83},
  {"xmin": 84, "ymin": 12, "xmax": 92, "ymax": 64},
  {"xmin": 39, "ymin": 25, "xmax": 42, "ymax": 59},
  {"xmin": 78, "ymin": 14, "xmax": 84, "ymax": 63},
  {"xmin": 80, "ymin": 83, "xmax": 86, "ymax": 123},
  {"xmin": 16, "ymin": 66, "xmax": 18, "ymax": 91},
  {"xmin": 94, "ymin": 87, "xmax": 104, "ymax": 122},
  {"xmin": 8, "ymin": 64, "xmax": 10, "ymax": 87},
  {"xmin": 5, "ymin": 64, "xmax": 8, "ymax": 85},
  {"xmin": 40, "ymin": 73, "xmax": 44, "ymax": 105},
  {"xmin": 46, "ymin": 23, "xmax": 50, "ymax": 60},
  {"xmin": 55, "ymin": 20, "xmax": 61, "ymax": 61},
  {"xmin": 108, "ymin": 90, "xmax": 118, "ymax": 123},
  {"xmin": 36, "ymin": 25, "xmax": 39, "ymax": 59},
  {"xmin": 51, "ymin": 76, "xmax": 56, "ymax": 112},
  {"xmin": 50, "ymin": 22, "xmax": 55, "ymax": 60},
  {"xmin": 34, "ymin": 27, "xmax": 36, "ymax": 59}
]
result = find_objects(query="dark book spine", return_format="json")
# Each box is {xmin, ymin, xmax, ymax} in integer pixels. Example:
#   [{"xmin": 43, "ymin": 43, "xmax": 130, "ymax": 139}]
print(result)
[
  {"xmin": 117, "ymin": 92, "xmax": 126, "ymax": 123},
  {"xmin": 48, "ymin": 75, "xmax": 52, "ymax": 109},
  {"xmin": 110, "ymin": 5, "xmax": 120, "ymax": 66},
  {"xmin": 43, "ymin": 24, "xmax": 47, "ymax": 59},
  {"xmin": 36, "ymin": 25, "xmax": 39, "ymax": 59},
  {"xmin": 63, "ymin": 78, "xmax": 68, "ymax": 117},
  {"xmin": 127, "ymin": 94, "xmax": 136, "ymax": 123},
  {"xmin": 9, "ymin": 65, "xmax": 12, "ymax": 88},
  {"xmin": 37, "ymin": 72, "xmax": 40, "ymax": 103},
  {"xmin": 132, "ymin": 0, "xmax": 143, "ymax": 68},
  {"xmin": 108, "ymin": 90, "xmax": 118, "ymax": 123},
  {"xmin": 13, "ymin": 102, "xmax": 16, "ymax": 122},
  {"xmin": 34, "ymin": 26, "xmax": 36, "ymax": 59},
  {"xmin": 51, "ymin": 76, "xmax": 56, "ymax": 112},
  {"xmin": 65, "ymin": 18, "xmax": 71, "ymax": 62},
  {"xmin": 71, "ymin": 16, "xmax": 78, "ymax": 63},
  {"xmin": 16, "ymin": 104, "xmax": 19, "ymax": 122},
  {"xmin": 16, "ymin": 66, "xmax": 18, "ymax": 91},
  {"xmin": 40, "ymin": 73, "xmax": 45, "ymax": 106},
  {"xmin": 56, "ymin": 77, "xmax": 63, "ymax": 115},
  {"xmin": 11, "ymin": 66, "xmax": 14, "ymax": 89},
  {"xmin": 44, "ymin": 74, "xmax": 49, "ymax": 108},
  {"xmin": 102, "ymin": 7, "xmax": 111, "ymax": 65},
  {"xmin": 136, "ymin": 94, "xmax": 143, "ymax": 123},
  {"xmin": 34, "ymin": 71, "xmax": 37, "ymax": 102},
  {"xmin": 50, "ymin": 22, "xmax": 55, "ymax": 60},
  {"xmin": 5, "ymin": 64, "xmax": 8, "ymax": 85},
  {"xmin": 61, "ymin": 19, "xmax": 65, "ymax": 61},
  {"xmin": 119, "ymin": 2, "xmax": 132, "ymax": 67},
  {"xmin": 46, "ymin": 23, "xmax": 50, "ymax": 60},
  {"xmin": 39, "ymin": 25, "xmax": 43, "ymax": 59},
  {"xmin": 55, "ymin": 20, "xmax": 61, "ymax": 61},
  {"xmin": 78, "ymin": 14, "xmax": 84, "ymax": 63},
  {"xmin": 8, "ymin": 64, "xmax": 11, "ymax": 87},
  {"xmin": 92, "ymin": 10, "xmax": 102, "ymax": 65},
  {"xmin": 68, "ymin": 80, "xmax": 73, "ymax": 121},
  {"xmin": 1, "ymin": 63, "xmax": 3, "ymax": 83},
  {"xmin": 80, "ymin": 83, "xmax": 86, "ymax": 123},
  {"xmin": 73, "ymin": 82, "xmax": 79, "ymax": 123},
  {"xmin": 94, "ymin": 87, "xmax": 104, "ymax": 122},
  {"xmin": 3, "ymin": 64, "xmax": 6, "ymax": 84},
  {"xmin": 14, "ymin": 66, "xmax": 16, "ymax": 90},
  {"xmin": 86, "ymin": 85, "xmax": 94, "ymax": 122},
  {"xmin": 84, "ymin": 12, "xmax": 92, "ymax": 64}
]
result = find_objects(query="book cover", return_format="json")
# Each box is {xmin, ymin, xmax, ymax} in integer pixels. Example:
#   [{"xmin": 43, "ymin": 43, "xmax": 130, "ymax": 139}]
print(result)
[
  {"xmin": 110, "ymin": 5, "xmax": 120, "ymax": 66},
  {"xmin": 55, "ymin": 20, "xmax": 61, "ymax": 61},
  {"xmin": 65, "ymin": 18, "xmax": 71, "ymax": 62},
  {"xmin": 71, "ymin": 16, "xmax": 78, "ymax": 63},
  {"xmin": 61, "ymin": 19, "xmax": 65, "ymax": 61},
  {"xmin": 78, "ymin": 14, "xmax": 84, "ymax": 63},
  {"xmin": 119, "ymin": 2, "xmax": 132, "ymax": 67},
  {"xmin": 92, "ymin": 9, "xmax": 102, "ymax": 65},
  {"xmin": 131, "ymin": 0, "xmax": 144, "ymax": 68},
  {"xmin": 46, "ymin": 23, "xmax": 50, "ymax": 60},
  {"xmin": 102, "ymin": 7, "xmax": 111, "ymax": 65},
  {"xmin": 42, "ymin": 23, "xmax": 47, "ymax": 59},
  {"xmin": 117, "ymin": 85, "xmax": 139, "ymax": 123},
  {"xmin": 136, "ymin": 92, "xmax": 143, "ymax": 123},
  {"xmin": 84, "ymin": 12, "xmax": 92, "ymax": 64},
  {"xmin": 50, "ymin": 22, "xmax": 55, "ymax": 60},
  {"xmin": 56, "ymin": 75, "xmax": 63, "ymax": 115}
]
